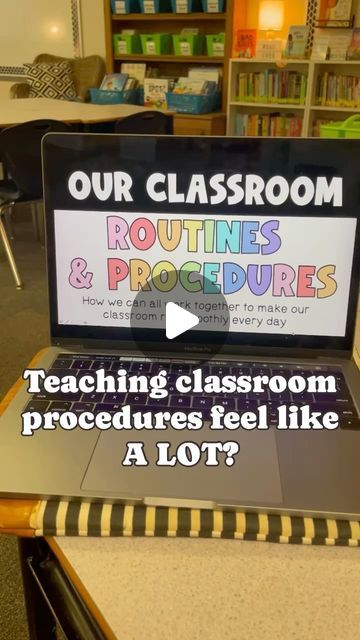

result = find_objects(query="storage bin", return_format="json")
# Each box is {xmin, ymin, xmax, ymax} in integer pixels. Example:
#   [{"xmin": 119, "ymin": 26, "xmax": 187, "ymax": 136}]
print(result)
[
  {"xmin": 165, "ymin": 91, "xmax": 220, "ymax": 114},
  {"xmin": 206, "ymin": 33, "xmax": 225, "ymax": 56},
  {"xmin": 111, "ymin": 0, "xmax": 139, "ymax": 14},
  {"xmin": 320, "ymin": 115, "xmax": 360, "ymax": 138},
  {"xmin": 139, "ymin": 0, "xmax": 171, "ymax": 11},
  {"xmin": 89, "ymin": 88, "xmax": 139, "ymax": 104},
  {"xmin": 170, "ymin": 0, "xmax": 202, "ymax": 13},
  {"xmin": 113, "ymin": 34, "xmax": 142, "ymax": 55},
  {"xmin": 173, "ymin": 34, "xmax": 205, "ymax": 56},
  {"xmin": 140, "ymin": 33, "xmax": 172, "ymax": 54},
  {"xmin": 201, "ymin": 0, "xmax": 225, "ymax": 11}
]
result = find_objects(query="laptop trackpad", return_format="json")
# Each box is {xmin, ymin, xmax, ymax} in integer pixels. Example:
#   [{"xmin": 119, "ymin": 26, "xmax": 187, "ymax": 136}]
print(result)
[{"xmin": 81, "ymin": 428, "xmax": 283, "ymax": 506}]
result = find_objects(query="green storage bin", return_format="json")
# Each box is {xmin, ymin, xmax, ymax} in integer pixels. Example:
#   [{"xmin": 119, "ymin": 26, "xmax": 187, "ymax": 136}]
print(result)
[
  {"xmin": 206, "ymin": 33, "xmax": 225, "ymax": 56},
  {"xmin": 140, "ymin": 33, "xmax": 172, "ymax": 54},
  {"xmin": 113, "ymin": 33, "xmax": 142, "ymax": 55},
  {"xmin": 320, "ymin": 115, "xmax": 360, "ymax": 139},
  {"xmin": 172, "ymin": 34, "xmax": 205, "ymax": 56}
]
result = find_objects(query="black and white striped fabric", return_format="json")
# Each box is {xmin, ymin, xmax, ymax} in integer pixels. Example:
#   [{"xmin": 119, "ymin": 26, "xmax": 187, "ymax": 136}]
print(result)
[
  {"xmin": 32, "ymin": 501, "xmax": 360, "ymax": 546},
  {"xmin": 23, "ymin": 61, "xmax": 77, "ymax": 101}
]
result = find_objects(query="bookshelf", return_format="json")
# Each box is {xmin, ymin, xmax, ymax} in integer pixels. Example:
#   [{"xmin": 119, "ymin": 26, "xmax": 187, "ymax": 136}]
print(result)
[
  {"xmin": 227, "ymin": 58, "xmax": 360, "ymax": 138},
  {"xmin": 103, "ymin": 0, "xmax": 238, "ymax": 135}
]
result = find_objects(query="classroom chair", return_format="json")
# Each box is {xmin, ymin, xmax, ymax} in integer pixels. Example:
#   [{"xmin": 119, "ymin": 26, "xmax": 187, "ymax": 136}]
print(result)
[
  {"xmin": 0, "ymin": 119, "xmax": 70, "ymax": 289},
  {"xmin": 114, "ymin": 111, "xmax": 174, "ymax": 135}
]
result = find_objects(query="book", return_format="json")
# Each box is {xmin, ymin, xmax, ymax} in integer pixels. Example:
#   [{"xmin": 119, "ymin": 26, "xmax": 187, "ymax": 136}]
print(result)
[
  {"xmin": 121, "ymin": 63, "xmax": 147, "ymax": 85},
  {"xmin": 100, "ymin": 73, "xmax": 128, "ymax": 92},
  {"xmin": 311, "ymin": 33, "xmax": 330, "ymax": 60},
  {"xmin": 234, "ymin": 112, "xmax": 303, "ymax": 138},
  {"xmin": 256, "ymin": 39, "xmax": 283, "ymax": 60},
  {"xmin": 316, "ymin": 71, "xmax": 360, "ymax": 107},
  {"xmin": 188, "ymin": 67, "xmax": 221, "ymax": 88},
  {"xmin": 322, "ymin": 0, "xmax": 353, "ymax": 27},
  {"xmin": 285, "ymin": 25, "xmax": 309, "ymax": 59},
  {"xmin": 234, "ymin": 29, "xmax": 257, "ymax": 58},
  {"xmin": 173, "ymin": 78, "xmax": 215, "ymax": 94},
  {"xmin": 328, "ymin": 32, "xmax": 352, "ymax": 60},
  {"xmin": 143, "ymin": 78, "xmax": 169, "ymax": 110},
  {"xmin": 347, "ymin": 28, "xmax": 360, "ymax": 60},
  {"xmin": 236, "ymin": 70, "xmax": 307, "ymax": 105}
]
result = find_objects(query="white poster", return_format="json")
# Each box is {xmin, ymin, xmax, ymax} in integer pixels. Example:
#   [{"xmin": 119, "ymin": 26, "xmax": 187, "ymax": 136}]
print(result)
[{"xmin": 54, "ymin": 210, "xmax": 356, "ymax": 337}]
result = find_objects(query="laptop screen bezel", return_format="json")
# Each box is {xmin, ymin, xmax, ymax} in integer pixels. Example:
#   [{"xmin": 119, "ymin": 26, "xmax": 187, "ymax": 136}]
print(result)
[{"xmin": 42, "ymin": 133, "xmax": 360, "ymax": 358}]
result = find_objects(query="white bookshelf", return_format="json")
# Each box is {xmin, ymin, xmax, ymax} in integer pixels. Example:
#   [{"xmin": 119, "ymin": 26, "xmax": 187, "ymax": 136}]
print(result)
[{"xmin": 227, "ymin": 58, "xmax": 360, "ymax": 138}]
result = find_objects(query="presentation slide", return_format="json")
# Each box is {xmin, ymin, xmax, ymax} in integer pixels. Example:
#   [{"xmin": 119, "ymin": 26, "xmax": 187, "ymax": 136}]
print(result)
[{"xmin": 54, "ymin": 210, "xmax": 356, "ymax": 337}]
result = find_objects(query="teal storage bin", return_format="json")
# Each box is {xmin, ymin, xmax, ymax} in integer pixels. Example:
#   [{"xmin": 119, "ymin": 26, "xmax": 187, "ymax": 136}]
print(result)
[
  {"xmin": 140, "ymin": 33, "xmax": 172, "ymax": 54},
  {"xmin": 113, "ymin": 33, "xmax": 142, "ymax": 54},
  {"xmin": 166, "ymin": 91, "xmax": 219, "ymax": 113},
  {"xmin": 139, "ymin": 0, "xmax": 171, "ymax": 11},
  {"xmin": 111, "ymin": 0, "xmax": 139, "ymax": 13},
  {"xmin": 320, "ymin": 115, "xmax": 360, "ymax": 138},
  {"xmin": 206, "ymin": 33, "xmax": 225, "ymax": 56},
  {"xmin": 89, "ymin": 88, "xmax": 139, "ymax": 104},
  {"xmin": 170, "ymin": 0, "xmax": 202, "ymax": 13},
  {"xmin": 201, "ymin": 0, "xmax": 225, "ymax": 11},
  {"xmin": 173, "ymin": 34, "xmax": 205, "ymax": 55}
]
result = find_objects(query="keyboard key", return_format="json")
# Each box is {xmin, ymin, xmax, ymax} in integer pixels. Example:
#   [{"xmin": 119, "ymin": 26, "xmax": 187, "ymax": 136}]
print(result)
[
  {"xmin": 214, "ymin": 397, "xmax": 235, "ymax": 410},
  {"xmin": 72, "ymin": 360, "xmax": 91, "ymax": 370},
  {"xmin": 52, "ymin": 359, "xmax": 72, "ymax": 369},
  {"xmin": 103, "ymin": 393, "xmax": 126, "ymax": 404},
  {"xmin": 72, "ymin": 402, "xmax": 95, "ymax": 412},
  {"xmin": 24, "ymin": 400, "xmax": 50, "ymax": 412},
  {"xmin": 193, "ymin": 397, "xmax": 212, "ymax": 408},
  {"xmin": 126, "ymin": 394, "xmax": 148, "ymax": 405},
  {"xmin": 96, "ymin": 403, "xmax": 122, "ymax": 413},
  {"xmin": 49, "ymin": 401, "xmax": 73, "ymax": 412},
  {"xmin": 111, "ymin": 361, "xmax": 131, "ymax": 371},
  {"xmin": 147, "ymin": 397, "xmax": 170, "ymax": 407},
  {"xmin": 33, "ymin": 392, "xmax": 83, "ymax": 402},
  {"xmin": 83, "ymin": 393, "xmax": 104, "ymax": 403},
  {"xmin": 170, "ymin": 364, "xmax": 191, "ymax": 375},
  {"xmin": 91, "ymin": 361, "xmax": 113, "ymax": 370},
  {"xmin": 169, "ymin": 396, "xmax": 191, "ymax": 408},
  {"xmin": 130, "ymin": 362, "xmax": 152, "ymax": 373}
]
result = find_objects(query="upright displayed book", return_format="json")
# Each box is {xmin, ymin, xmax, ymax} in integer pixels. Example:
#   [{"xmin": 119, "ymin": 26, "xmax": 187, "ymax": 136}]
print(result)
[
  {"xmin": 311, "ymin": 33, "xmax": 330, "ymax": 60},
  {"xmin": 285, "ymin": 26, "xmax": 309, "ymax": 59},
  {"xmin": 347, "ymin": 29, "xmax": 360, "ymax": 60},
  {"xmin": 318, "ymin": 0, "xmax": 353, "ymax": 27},
  {"xmin": 143, "ymin": 78, "xmax": 169, "ymax": 110},
  {"xmin": 100, "ymin": 73, "xmax": 128, "ymax": 91},
  {"xmin": 234, "ymin": 29, "xmax": 256, "ymax": 58},
  {"xmin": 121, "ymin": 63, "xmax": 147, "ymax": 85}
]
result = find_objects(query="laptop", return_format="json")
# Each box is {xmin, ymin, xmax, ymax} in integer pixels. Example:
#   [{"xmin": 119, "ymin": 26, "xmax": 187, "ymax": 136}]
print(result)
[{"xmin": 0, "ymin": 133, "xmax": 360, "ymax": 519}]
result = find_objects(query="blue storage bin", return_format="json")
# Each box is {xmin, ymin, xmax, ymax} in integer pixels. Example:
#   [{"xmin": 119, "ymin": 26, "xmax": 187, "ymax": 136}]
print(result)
[
  {"xmin": 110, "ymin": 0, "xmax": 139, "ymax": 14},
  {"xmin": 139, "ymin": 0, "xmax": 171, "ymax": 11},
  {"xmin": 165, "ymin": 91, "xmax": 220, "ymax": 114},
  {"xmin": 89, "ymin": 88, "xmax": 139, "ymax": 105},
  {"xmin": 201, "ymin": 0, "xmax": 225, "ymax": 11},
  {"xmin": 170, "ymin": 0, "xmax": 202, "ymax": 12}
]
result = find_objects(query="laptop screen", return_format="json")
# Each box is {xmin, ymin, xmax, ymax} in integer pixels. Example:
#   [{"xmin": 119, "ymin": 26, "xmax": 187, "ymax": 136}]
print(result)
[{"xmin": 42, "ymin": 135, "xmax": 360, "ymax": 355}]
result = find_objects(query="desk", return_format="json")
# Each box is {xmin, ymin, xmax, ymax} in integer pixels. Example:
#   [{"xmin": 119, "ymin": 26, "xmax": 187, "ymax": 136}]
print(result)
[
  {"xmin": 1, "ymin": 323, "xmax": 360, "ymax": 638},
  {"xmin": 0, "ymin": 98, "xmax": 150, "ymax": 127},
  {"xmin": 0, "ymin": 98, "xmax": 226, "ymax": 135}
]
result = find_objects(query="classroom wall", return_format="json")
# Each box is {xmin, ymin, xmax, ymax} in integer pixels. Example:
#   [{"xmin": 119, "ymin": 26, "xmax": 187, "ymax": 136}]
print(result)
[
  {"xmin": 80, "ymin": 0, "xmax": 106, "ymax": 58},
  {"xmin": 244, "ymin": 0, "xmax": 308, "ymax": 41}
]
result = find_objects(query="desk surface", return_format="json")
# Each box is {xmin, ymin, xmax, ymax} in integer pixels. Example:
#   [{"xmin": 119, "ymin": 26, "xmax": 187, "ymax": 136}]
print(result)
[
  {"xmin": 52, "ymin": 535, "xmax": 360, "ymax": 640},
  {"xmin": 0, "ymin": 97, "xmax": 150, "ymax": 126}
]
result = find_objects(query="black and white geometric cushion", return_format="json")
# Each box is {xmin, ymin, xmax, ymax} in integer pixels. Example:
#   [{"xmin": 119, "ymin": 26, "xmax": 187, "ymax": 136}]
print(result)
[{"xmin": 23, "ymin": 61, "xmax": 77, "ymax": 101}]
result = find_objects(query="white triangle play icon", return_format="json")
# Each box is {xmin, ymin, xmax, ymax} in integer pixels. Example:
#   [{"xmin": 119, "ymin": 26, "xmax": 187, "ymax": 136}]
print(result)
[{"xmin": 166, "ymin": 302, "xmax": 200, "ymax": 340}]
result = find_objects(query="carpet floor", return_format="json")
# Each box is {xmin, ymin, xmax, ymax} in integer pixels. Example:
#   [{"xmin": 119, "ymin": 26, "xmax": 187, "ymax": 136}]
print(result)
[{"xmin": 0, "ymin": 212, "xmax": 48, "ymax": 639}]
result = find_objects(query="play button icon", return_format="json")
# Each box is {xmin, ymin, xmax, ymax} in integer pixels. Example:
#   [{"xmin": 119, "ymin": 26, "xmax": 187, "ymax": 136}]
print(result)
[
  {"xmin": 130, "ymin": 268, "xmax": 230, "ymax": 359},
  {"xmin": 166, "ymin": 302, "xmax": 199, "ymax": 340}
]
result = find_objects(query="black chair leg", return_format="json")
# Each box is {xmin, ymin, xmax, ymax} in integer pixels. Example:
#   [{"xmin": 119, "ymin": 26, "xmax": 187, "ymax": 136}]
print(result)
[{"xmin": 0, "ymin": 204, "xmax": 23, "ymax": 289}]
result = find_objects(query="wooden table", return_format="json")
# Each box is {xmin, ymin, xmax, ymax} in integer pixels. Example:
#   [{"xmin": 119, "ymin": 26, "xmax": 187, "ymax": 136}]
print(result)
[
  {"xmin": 0, "ymin": 98, "xmax": 226, "ymax": 135},
  {"xmin": 0, "ymin": 97, "xmax": 150, "ymax": 127},
  {"xmin": 1, "ymin": 322, "xmax": 360, "ymax": 639}
]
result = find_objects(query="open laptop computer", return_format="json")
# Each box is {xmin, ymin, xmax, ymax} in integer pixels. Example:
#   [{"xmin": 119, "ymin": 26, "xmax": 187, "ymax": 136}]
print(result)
[{"xmin": 0, "ymin": 133, "xmax": 360, "ymax": 519}]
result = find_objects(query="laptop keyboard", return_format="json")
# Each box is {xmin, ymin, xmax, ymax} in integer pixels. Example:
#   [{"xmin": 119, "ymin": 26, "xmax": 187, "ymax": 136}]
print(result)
[{"xmin": 24, "ymin": 353, "xmax": 360, "ymax": 430}]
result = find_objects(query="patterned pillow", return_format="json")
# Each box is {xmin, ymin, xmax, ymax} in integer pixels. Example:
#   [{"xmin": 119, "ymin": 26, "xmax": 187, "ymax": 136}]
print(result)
[{"xmin": 23, "ymin": 61, "xmax": 77, "ymax": 101}]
